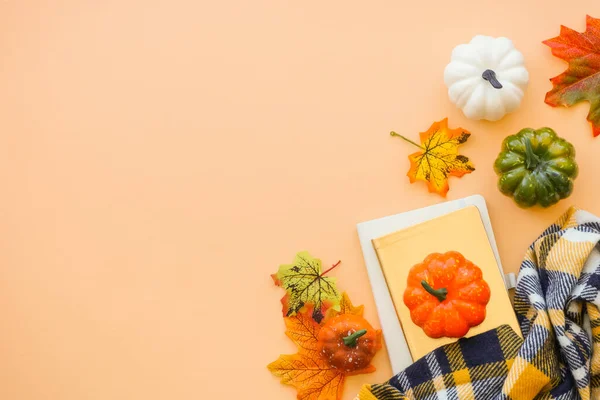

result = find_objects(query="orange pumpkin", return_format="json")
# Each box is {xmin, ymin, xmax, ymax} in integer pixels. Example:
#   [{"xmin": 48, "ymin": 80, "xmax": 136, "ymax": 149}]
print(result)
[
  {"xmin": 403, "ymin": 251, "xmax": 490, "ymax": 338},
  {"xmin": 316, "ymin": 314, "xmax": 381, "ymax": 373}
]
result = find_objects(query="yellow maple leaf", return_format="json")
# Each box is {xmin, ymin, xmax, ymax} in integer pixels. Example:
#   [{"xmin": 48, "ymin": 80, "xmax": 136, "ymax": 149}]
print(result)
[{"xmin": 391, "ymin": 118, "xmax": 475, "ymax": 197}]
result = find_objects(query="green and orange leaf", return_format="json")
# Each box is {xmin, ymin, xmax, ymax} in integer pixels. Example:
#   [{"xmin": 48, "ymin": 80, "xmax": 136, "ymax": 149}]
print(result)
[
  {"xmin": 272, "ymin": 252, "xmax": 342, "ymax": 323},
  {"xmin": 390, "ymin": 118, "xmax": 474, "ymax": 197},
  {"xmin": 544, "ymin": 15, "xmax": 600, "ymax": 137}
]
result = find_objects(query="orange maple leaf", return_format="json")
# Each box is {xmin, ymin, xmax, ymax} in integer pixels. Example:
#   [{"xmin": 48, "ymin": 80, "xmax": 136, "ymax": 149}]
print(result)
[
  {"xmin": 390, "ymin": 118, "xmax": 474, "ymax": 197},
  {"xmin": 283, "ymin": 306, "xmax": 322, "ymax": 356},
  {"xmin": 326, "ymin": 292, "xmax": 364, "ymax": 319},
  {"xmin": 544, "ymin": 15, "xmax": 600, "ymax": 137},
  {"xmin": 268, "ymin": 294, "xmax": 381, "ymax": 400},
  {"xmin": 268, "ymin": 353, "xmax": 346, "ymax": 400}
]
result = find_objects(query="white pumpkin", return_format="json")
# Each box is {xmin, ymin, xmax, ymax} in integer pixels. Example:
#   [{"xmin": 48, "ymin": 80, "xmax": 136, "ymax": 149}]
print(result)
[{"xmin": 443, "ymin": 35, "xmax": 529, "ymax": 121}]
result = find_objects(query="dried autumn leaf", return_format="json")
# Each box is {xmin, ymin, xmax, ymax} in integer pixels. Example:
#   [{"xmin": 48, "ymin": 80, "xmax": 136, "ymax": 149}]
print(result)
[
  {"xmin": 272, "ymin": 252, "xmax": 341, "ymax": 323},
  {"xmin": 544, "ymin": 15, "xmax": 600, "ymax": 137},
  {"xmin": 268, "ymin": 353, "xmax": 345, "ymax": 400},
  {"xmin": 268, "ymin": 296, "xmax": 381, "ymax": 400},
  {"xmin": 269, "ymin": 306, "xmax": 346, "ymax": 400},
  {"xmin": 326, "ymin": 292, "xmax": 364, "ymax": 319},
  {"xmin": 390, "ymin": 118, "xmax": 475, "ymax": 197},
  {"xmin": 283, "ymin": 305, "xmax": 322, "ymax": 356}
]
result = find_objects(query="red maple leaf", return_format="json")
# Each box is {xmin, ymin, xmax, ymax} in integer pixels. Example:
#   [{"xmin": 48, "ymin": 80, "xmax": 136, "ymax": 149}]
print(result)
[{"xmin": 544, "ymin": 15, "xmax": 600, "ymax": 137}]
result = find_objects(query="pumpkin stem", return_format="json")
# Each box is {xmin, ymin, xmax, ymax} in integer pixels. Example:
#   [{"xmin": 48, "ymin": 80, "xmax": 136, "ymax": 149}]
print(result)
[
  {"xmin": 321, "ymin": 260, "xmax": 341, "ymax": 276},
  {"xmin": 390, "ymin": 132, "xmax": 425, "ymax": 150},
  {"xmin": 343, "ymin": 329, "xmax": 367, "ymax": 347},
  {"xmin": 482, "ymin": 69, "xmax": 503, "ymax": 89},
  {"xmin": 421, "ymin": 280, "xmax": 447, "ymax": 302},
  {"xmin": 524, "ymin": 138, "xmax": 542, "ymax": 170}
]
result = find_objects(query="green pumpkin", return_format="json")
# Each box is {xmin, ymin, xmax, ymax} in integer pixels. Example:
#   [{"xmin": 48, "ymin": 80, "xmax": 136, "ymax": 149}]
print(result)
[{"xmin": 494, "ymin": 127, "xmax": 578, "ymax": 208}]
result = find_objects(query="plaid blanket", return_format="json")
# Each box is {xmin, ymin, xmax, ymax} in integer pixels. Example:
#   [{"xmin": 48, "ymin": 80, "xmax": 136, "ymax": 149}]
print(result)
[{"xmin": 358, "ymin": 207, "xmax": 600, "ymax": 400}]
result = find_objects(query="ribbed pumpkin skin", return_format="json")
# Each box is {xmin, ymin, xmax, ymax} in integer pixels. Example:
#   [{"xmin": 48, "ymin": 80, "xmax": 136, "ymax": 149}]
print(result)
[{"xmin": 494, "ymin": 127, "xmax": 578, "ymax": 208}]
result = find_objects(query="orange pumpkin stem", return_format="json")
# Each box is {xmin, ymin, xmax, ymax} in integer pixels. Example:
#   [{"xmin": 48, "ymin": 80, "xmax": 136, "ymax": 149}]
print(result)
[
  {"xmin": 421, "ymin": 280, "xmax": 447, "ymax": 302},
  {"xmin": 342, "ymin": 329, "xmax": 367, "ymax": 347}
]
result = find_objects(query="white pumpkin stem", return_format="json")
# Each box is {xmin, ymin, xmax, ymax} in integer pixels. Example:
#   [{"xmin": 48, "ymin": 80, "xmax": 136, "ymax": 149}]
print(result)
[
  {"xmin": 482, "ymin": 69, "xmax": 503, "ymax": 89},
  {"xmin": 390, "ymin": 131, "xmax": 424, "ymax": 149}
]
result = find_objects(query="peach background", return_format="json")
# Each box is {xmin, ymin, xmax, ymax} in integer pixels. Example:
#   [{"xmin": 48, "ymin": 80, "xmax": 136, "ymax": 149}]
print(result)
[{"xmin": 0, "ymin": 1, "xmax": 599, "ymax": 399}]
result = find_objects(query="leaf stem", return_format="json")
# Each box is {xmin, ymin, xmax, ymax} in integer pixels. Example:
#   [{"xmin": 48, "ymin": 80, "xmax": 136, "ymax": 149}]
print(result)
[
  {"xmin": 321, "ymin": 260, "xmax": 341, "ymax": 276},
  {"xmin": 390, "ymin": 131, "xmax": 424, "ymax": 149}
]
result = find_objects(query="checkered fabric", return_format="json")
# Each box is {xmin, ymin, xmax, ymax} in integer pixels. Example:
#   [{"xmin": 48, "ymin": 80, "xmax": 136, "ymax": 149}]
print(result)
[
  {"xmin": 357, "ymin": 207, "xmax": 600, "ymax": 400},
  {"xmin": 356, "ymin": 325, "xmax": 522, "ymax": 400}
]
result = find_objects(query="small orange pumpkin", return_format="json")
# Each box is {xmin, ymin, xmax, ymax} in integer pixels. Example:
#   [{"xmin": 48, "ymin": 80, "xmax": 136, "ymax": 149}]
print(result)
[
  {"xmin": 403, "ymin": 251, "xmax": 490, "ymax": 338},
  {"xmin": 316, "ymin": 314, "xmax": 381, "ymax": 373}
]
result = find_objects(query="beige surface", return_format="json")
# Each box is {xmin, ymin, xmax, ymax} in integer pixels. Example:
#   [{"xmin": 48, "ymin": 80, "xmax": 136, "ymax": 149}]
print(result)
[
  {"xmin": 0, "ymin": 1, "xmax": 599, "ymax": 400},
  {"xmin": 373, "ymin": 206, "xmax": 520, "ymax": 360}
]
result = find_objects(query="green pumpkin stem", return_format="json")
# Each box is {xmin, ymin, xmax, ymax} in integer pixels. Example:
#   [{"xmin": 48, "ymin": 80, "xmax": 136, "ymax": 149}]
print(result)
[
  {"xmin": 524, "ymin": 138, "xmax": 542, "ymax": 170},
  {"xmin": 342, "ymin": 329, "xmax": 367, "ymax": 347},
  {"xmin": 421, "ymin": 280, "xmax": 448, "ymax": 302}
]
